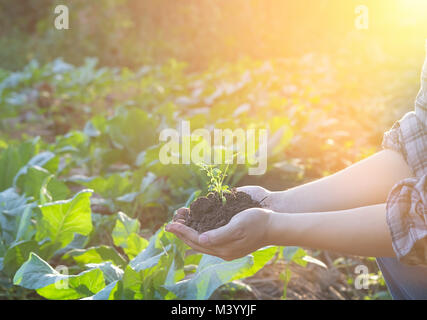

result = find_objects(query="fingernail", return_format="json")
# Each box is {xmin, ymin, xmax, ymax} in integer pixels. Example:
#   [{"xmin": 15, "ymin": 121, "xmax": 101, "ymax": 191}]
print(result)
[
  {"xmin": 165, "ymin": 224, "xmax": 171, "ymax": 231},
  {"xmin": 199, "ymin": 234, "xmax": 209, "ymax": 245}
]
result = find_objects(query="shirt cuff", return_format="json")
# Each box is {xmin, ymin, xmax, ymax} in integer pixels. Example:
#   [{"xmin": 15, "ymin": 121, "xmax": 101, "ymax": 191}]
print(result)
[
  {"xmin": 386, "ymin": 174, "xmax": 427, "ymax": 266},
  {"xmin": 382, "ymin": 111, "xmax": 425, "ymax": 178},
  {"xmin": 382, "ymin": 121, "xmax": 405, "ymax": 157}
]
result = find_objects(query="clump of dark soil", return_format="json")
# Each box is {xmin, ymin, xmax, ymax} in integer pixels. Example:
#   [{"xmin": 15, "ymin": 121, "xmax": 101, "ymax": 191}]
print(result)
[{"xmin": 185, "ymin": 188, "xmax": 262, "ymax": 233}]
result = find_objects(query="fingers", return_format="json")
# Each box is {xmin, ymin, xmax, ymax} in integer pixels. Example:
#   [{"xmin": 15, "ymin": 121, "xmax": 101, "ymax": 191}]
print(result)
[
  {"xmin": 166, "ymin": 209, "xmax": 250, "ymax": 259},
  {"xmin": 166, "ymin": 222, "xmax": 217, "ymax": 256},
  {"xmin": 180, "ymin": 237, "xmax": 217, "ymax": 256},
  {"xmin": 236, "ymin": 186, "xmax": 267, "ymax": 202},
  {"xmin": 173, "ymin": 207, "xmax": 189, "ymax": 222},
  {"xmin": 166, "ymin": 222, "xmax": 199, "ymax": 242},
  {"xmin": 199, "ymin": 221, "xmax": 244, "ymax": 247}
]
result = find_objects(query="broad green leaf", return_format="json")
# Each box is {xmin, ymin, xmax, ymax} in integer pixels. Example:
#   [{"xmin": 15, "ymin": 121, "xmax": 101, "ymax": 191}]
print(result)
[
  {"xmin": 230, "ymin": 246, "xmax": 277, "ymax": 281},
  {"xmin": 37, "ymin": 268, "xmax": 105, "ymax": 300},
  {"xmin": 107, "ymin": 107, "xmax": 158, "ymax": 163},
  {"xmin": 54, "ymin": 131, "xmax": 87, "ymax": 153},
  {"xmin": 68, "ymin": 174, "xmax": 131, "ymax": 200},
  {"xmin": 64, "ymin": 245, "xmax": 127, "ymax": 268},
  {"xmin": 12, "ymin": 151, "xmax": 56, "ymax": 186},
  {"xmin": 129, "ymin": 228, "xmax": 182, "ymax": 272},
  {"xmin": 112, "ymin": 211, "xmax": 140, "ymax": 247},
  {"xmin": 165, "ymin": 246, "xmax": 276, "ymax": 300},
  {"xmin": 14, "ymin": 253, "xmax": 106, "ymax": 300},
  {"xmin": 13, "ymin": 252, "xmax": 67, "ymax": 289},
  {"xmin": 130, "ymin": 248, "xmax": 169, "ymax": 272},
  {"xmin": 0, "ymin": 188, "xmax": 32, "ymax": 246},
  {"xmin": 164, "ymin": 255, "xmax": 251, "ymax": 300},
  {"xmin": 124, "ymin": 233, "xmax": 149, "ymax": 259},
  {"xmin": 36, "ymin": 189, "xmax": 93, "ymax": 250},
  {"xmin": 150, "ymin": 253, "xmax": 183, "ymax": 299},
  {"xmin": 88, "ymin": 213, "xmax": 117, "ymax": 248},
  {"xmin": 86, "ymin": 262, "xmax": 124, "ymax": 284},
  {"xmin": 16, "ymin": 166, "xmax": 70, "ymax": 201},
  {"xmin": 282, "ymin": 246, "xmax": 308, "ymax": 267},
  {"xmin": 165, "ymin": 259, "xmax": 185, "ymax": 287},
  {"xmin": 0, "ymin": 139, "xmax": 40, "ymax": 191},
  {"xmin": 2, "ymin": 240, "xmax": 39, "ymax": 277},
  {"xmin": 109, "ymin": 265, "xmax": 144, "ymax": 300},
  {"xmin": 184, "ymin": 253, "xmax": 202, "ymax": 266},
  {"xmin": 112, "ymin": 212, "xmax": 148, "ymax": 259},
  {"xmin": 82, "ymin": 280, "xmax": 118, "ymax": 300},
  {"xmin": 112, "ymin": 228, "xmax": 187, "ymax": 299},
  {"xmin": 117, "ymin": 251, "xmax": 178, "ymax": 300}
]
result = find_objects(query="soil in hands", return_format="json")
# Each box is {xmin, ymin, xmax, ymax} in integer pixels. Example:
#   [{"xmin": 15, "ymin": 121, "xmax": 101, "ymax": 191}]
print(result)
[{"xmin": 184, "ymin": 188, "xmax": 262, "ymax": 233}]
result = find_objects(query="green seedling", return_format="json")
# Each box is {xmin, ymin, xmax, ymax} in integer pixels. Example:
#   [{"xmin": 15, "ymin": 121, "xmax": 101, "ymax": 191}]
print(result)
[{"xmin": 198, "ymin": 163, "xmax": 231, "ymax": 204}]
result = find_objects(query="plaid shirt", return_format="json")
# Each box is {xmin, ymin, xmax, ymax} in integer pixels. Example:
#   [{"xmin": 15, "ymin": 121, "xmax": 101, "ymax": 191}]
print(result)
[{"xmin": 382, "ymin": 41, "xmax": 427, "ymax": 266}]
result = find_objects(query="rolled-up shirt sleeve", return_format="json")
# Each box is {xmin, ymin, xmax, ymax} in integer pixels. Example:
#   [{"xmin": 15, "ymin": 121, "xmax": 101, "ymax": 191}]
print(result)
[
  {"xmin": 386, "ymin": 175, "xmax": 427, "ymax": 266},
  {"xmin": 382, "ymin": 40, "xmax": 427, "ymax": 266}
]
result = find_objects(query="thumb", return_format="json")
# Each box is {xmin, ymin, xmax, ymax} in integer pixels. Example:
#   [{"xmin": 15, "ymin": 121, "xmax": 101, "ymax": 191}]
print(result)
[
  {"xmin": 236, "ymin": 186, "xmax": 268, "ymax": 203},
  {"xmin": 198, "ymin": 221, "xmax": 243, "ymax": 247}
]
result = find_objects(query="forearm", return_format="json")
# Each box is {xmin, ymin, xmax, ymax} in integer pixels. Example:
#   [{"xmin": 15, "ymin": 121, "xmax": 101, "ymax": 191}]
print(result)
[
  {"xmin": 266, "ymin": 203, "xmax": 395, "ymax": 257},
  {"xmin": 264, "ymin": 150, "xmax": 413, "ymax": 213}
]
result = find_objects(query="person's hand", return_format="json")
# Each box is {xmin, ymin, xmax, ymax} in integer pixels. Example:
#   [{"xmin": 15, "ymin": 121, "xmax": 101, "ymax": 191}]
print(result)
[
  {"xmin": 235, "ymin": 185, "xmax": 270, "ymax": 204},
  {"xmin": 171, "ymin": 185, "xmax": 271, "ymax": 223},
  {"xmin": 166, "ymin": 207, "xmax": 273, "ymax": 261}
]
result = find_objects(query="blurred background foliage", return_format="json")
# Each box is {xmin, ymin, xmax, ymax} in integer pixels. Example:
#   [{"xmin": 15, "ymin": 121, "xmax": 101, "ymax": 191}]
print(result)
[{"xmin": 0, "ymin": 0, "xmax": 426, "ymax": 70}]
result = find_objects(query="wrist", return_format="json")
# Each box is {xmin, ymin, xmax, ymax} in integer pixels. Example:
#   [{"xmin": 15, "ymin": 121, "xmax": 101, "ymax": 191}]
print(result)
[
  {"xmin": 261, "ymin": 191, "xmax": 275, "ymax": 210},
  {"xmin": 264, "ymin": 210, "xmax": 294, "ymax": 246},
  {"xmin": 263, "ymin": 190, "xmax": 291, "ymax": 212}
]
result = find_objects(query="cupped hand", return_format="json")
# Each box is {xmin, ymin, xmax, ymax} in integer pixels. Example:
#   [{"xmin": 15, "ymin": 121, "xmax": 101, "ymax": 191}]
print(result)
[
  {"xmin": 166, "ymin": 206, "xmax": 273, "ymax": 261},
  {"xmin": 171, "ymin": 185, "xmax": 270, "ymax": 223},
  {"xmin": 235, "ymin": 185, "xmax": 270, "ymax": 204}
]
